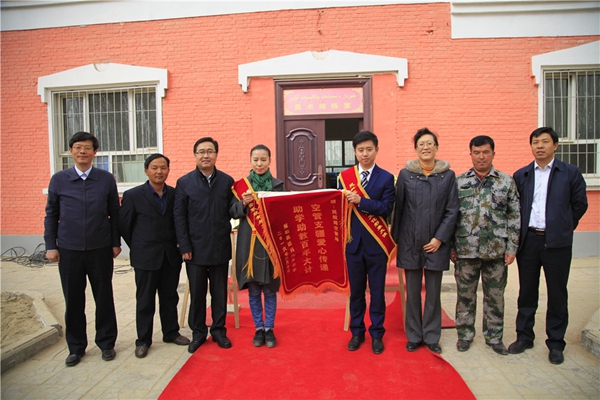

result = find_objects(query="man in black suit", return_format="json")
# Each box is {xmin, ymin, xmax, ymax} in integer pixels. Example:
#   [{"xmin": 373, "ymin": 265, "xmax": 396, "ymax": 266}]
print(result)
[
  {"xmin": 509, "ymin": 127, "xmax": 588, "ymax": 365},
  {"xmin": 119, "ymin": 154, "xmax": 190, "ymax": 358},
  {"xmin": 174, "ymin": 137, "xmax": 235, "ymax": 353}
]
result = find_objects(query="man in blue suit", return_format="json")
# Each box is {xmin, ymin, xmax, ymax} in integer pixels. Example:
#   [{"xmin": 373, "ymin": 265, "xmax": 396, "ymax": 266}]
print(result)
[
  {"xmin": 509, "ymin": 127, "xmax": 588, "ymax": 365},
  {"xmin": 118, "ymin": 154, "xmax": 190, "ymax": 359},
  {"xmin": 339, "ymin": 131, "xmax": 396, "ymax": 354}
]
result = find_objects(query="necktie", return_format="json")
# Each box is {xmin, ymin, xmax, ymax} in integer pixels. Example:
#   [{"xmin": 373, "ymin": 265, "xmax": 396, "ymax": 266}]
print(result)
[
  {"xmin": 361, "ymin": 170, "xmax": 369, "ymax": 188},
  {"xmin": 81, "ymin": 173, "xmax": 87, "ymax": 180}
]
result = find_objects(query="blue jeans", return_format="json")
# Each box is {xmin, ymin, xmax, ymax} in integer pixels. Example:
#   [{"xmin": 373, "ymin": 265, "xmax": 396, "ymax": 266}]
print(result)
[{"xmin": 247, "ymin": 282, "xmax": 277, "ymax": 329}]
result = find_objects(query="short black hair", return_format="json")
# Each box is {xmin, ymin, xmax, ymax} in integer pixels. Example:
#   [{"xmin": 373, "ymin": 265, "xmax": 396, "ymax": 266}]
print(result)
[
  {"xmin": 469, "ymin": 135, "xmax": 495, "ymax": 151},
  {"xmin": 69, "ymin": 131, "xmax": 99, "ymax": 150},
  {"xmin": 413, "ymin": 127, "xmax": 438, "ymax": 149},
  {"xmin": 352, "ymin": 130, "xmax": 378, "ymax": 149},
  {"xmin": 144, "ymin": 153, "xmax": 170, "ymax": 169},
  {"xmin": 194, "ymin": 137, "xmax": 219, "ymax": 154},
  {"xmin": 250, "ymin": 144, "xmax": 271, "ymax": 157},
  {"xmin": 530, "ymin": 127, "xmax": 559, "ymax": 144}
]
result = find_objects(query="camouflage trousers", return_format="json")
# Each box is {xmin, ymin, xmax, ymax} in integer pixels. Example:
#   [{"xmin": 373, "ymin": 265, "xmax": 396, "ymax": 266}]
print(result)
[{"xmin": 454, "ymin": 258, "xmax": 507, "ymax": 344}]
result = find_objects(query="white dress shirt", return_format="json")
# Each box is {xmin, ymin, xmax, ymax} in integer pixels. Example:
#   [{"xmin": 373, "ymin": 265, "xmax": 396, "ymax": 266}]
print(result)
[{"xmin": 529, "ymin": 158, "xmax": 554, "ymax": 230}]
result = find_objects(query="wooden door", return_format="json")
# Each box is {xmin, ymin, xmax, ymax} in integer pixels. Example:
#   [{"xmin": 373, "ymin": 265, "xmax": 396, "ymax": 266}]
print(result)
[{"xmin": 282, "ymin": 119, "xmax": 325, "ymax": 191}]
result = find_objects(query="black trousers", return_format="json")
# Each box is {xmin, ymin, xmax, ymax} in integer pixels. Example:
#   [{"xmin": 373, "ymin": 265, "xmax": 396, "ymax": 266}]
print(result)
[
  {"xmin": 185, "ymin": 262, "xmax": 228, "ymax": 342},
  {"xmin": 58, "ymin": 246, "xmax": 118, "ymax": 355},
  {"xmin": 134, "ymin": 257, "xmax": 182, "ymax": 347},
  {"xmin": 515, "ymin": 231, "xmax": 572, "ymax": 351},
  {"xmin": 346, "ymin": 242, "xmax": 388, "ymax": 339}
]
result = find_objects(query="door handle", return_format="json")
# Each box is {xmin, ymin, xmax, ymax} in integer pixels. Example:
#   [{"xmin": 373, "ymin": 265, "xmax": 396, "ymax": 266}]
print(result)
[{"xmin": 317, "ymin": 165, "xmax": 323, "ymax": 188}]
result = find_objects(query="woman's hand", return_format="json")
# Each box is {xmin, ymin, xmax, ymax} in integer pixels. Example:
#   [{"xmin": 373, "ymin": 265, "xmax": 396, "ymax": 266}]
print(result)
[
  {"xmin": 242, "ymin": 189, "xmax": 254, "ymax": 207},
  {"xmin": 423, "ymin": 238, "xmax": 442, "ymax": 253}
]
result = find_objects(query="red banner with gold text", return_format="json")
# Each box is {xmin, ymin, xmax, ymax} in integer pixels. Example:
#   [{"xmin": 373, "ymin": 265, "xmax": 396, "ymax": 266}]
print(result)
[{"xmin": 256, "ymin": 189, "xmax": 350, "ymax": 298}]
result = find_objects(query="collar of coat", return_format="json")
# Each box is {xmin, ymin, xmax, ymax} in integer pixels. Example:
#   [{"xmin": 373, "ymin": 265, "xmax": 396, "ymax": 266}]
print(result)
[{"xmin": 405, "ymin": 159, "xmax": 451, "ymax": 175}]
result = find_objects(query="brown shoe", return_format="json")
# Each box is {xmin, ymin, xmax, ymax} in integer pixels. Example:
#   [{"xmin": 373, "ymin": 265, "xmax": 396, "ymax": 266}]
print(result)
[
  {"xmin": 487, "ymin": 342, "xmax": 508, "ymax": 355},
  {"xmin": 167, "ymin": 335, "xmax": 191, "ymax": 346},
  {"xmin": 135, "ymin": 344, "xmax": 149, "ymax": 358},
  {"xmin": 456, "ymin": 340, "xmax": 471, "ymax": 352}
]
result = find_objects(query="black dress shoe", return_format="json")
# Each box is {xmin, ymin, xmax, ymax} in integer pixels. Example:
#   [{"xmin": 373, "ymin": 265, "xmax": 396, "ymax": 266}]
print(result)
[
  {"xmin": 372, "ymin": 338, "xmax": 384, "ymax": 354},
  {"xmin": 167, "ymin": 335, "xmax": 191, "ymax": 346},
  {"xmin": 135, "ymin": 344, "xmax": 149, "ymax": 358},
  {"xmin": 487, "ymin": 342, "xmax": 508, "ymax": 355},
  {"xmin": 188, "ymin": 337, "xmax": 207, "ymax": 354},
  {"xmin": 65, "ymin": 353, "xmax": 83, "ymax": 367},
  {"xmin": 427, "ymin": 343, "xmax": 442, "ymax": 354},
  {"xmin": 101, "ymin": 349, "xmax": 116, "ymax": 361},
  {"xmin": 456, "ymin": 340, "xmax": 471, "ymax": 352},
  {"xmin": 508, "ymin": 340, "xmax": 533, "ymax": 354},
  {"xmin": 347, "ymin": 334, "xmax": 365, "ymax": 351},
  {"xmin": 406, "ymin": 342, "xmax": 421, "ymax": 352},
  {"xmin": 549, "ymin": 349, "xmax": 564, "ymax": 365},
  {"xmin": 212, "ymin": 335, "xmax": 232, "ymax": 349}
]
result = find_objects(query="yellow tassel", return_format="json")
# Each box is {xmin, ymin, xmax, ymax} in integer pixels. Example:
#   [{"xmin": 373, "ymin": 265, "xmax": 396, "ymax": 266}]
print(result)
[{"xmin": 243, "ymin": 231, "xmax": 257, "ymax": 279}]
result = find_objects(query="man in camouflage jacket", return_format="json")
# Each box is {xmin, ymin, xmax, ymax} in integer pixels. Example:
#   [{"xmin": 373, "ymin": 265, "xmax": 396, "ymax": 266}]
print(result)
[{"xmin": 451, "ymin": 136, "xmax": 520, "ymax": 355}]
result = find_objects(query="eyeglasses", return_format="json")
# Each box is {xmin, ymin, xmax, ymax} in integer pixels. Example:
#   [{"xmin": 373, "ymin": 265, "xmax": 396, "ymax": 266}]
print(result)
[
  {"xmin": 416, "ymin": 141, "xmax": 436, "ymax": 148},
  {"xmin": 196, "ymin": 149, "xmax": 216, "ymax": 156},
  {"xmin": 72, "ymin": 145, "xmax": 94, "ymax": 152}
]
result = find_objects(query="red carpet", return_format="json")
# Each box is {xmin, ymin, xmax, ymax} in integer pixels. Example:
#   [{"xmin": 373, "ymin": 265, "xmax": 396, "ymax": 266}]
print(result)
[{"xmin": 161, "ymin": 293, "xmax": 473, "ymax": 400}]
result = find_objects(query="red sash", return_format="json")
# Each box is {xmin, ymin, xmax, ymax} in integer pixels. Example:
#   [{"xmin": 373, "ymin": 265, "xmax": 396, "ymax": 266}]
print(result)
[
  {"xmin": 231, "ymin": 178, "xmax": 275, "ymax": 279},
  {"xmin": 339, "ymin": 166, "xmax": 396, "ymax": 259}
]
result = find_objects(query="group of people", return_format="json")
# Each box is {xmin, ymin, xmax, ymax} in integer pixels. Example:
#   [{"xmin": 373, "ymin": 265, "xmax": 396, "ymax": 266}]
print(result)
[
  {"xmin": 345, "ymin": 127, "xmax": 587, "ymax": 367},
  {"xmin": 44, "ymin": 126, "xmax": 587, "ymax": 368}
]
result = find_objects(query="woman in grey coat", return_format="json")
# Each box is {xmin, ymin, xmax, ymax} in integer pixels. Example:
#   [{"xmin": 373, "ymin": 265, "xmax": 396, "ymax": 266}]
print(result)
[
  {"xmin": 391, "ymin": 128, "xmax": 459, "ymax": 354},
  {"xmin": 230, "ymin": 145, "xmax": 284, "ymax": 348}
]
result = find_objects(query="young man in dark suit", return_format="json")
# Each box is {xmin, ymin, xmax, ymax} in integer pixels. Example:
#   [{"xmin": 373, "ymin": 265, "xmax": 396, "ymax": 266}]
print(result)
[
  {"xmin": 119, "ymin": 154, "xmax": 190, "ymax": 359},
  {"xmin": 339, "ymin": 130, "xmax": 396, "ymax": 354},
  {"xmin": 44, "ymin": 131, "xmax": 120, "ymax": 367},
  {"xmin": 509, "ymin": 127, "xmax": 588, "ymax": 365}
]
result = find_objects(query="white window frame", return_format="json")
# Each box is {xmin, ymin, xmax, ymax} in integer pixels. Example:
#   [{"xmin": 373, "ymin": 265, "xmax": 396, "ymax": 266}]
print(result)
[
  {"xmin": 38, "ymin": 63, "xmax": 168, "ymax": 193},
  {"xmin": 532, "ymin": 41, "xmax": 600, "ymax": 189}
]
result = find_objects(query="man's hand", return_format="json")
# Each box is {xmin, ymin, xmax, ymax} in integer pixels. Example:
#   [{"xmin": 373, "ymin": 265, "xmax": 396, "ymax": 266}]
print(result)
[
  {"xmin": 46, "ymin": 249, "xmax": 60, "ymax": 263},
  {"xmin": 344, "ymin": 190, "xmax": 361, "ymax": 205},
  {"xmin": 423, "ymin": 238, "xmax": 442, "ymax": 253},
  {"xmin": 183, "ymin": 252, "xmax": 193, "ymax": 261},
  {"xmin": 450, "ymin": 250, "xmax": 458, "ymax": 263},
  {"xmin": 505, "ymin": 253, "xmax": 516, "ymax": 266},
  {"xmin": 112, "ymin": 247, "xmax": 122, "ymax": 258}
]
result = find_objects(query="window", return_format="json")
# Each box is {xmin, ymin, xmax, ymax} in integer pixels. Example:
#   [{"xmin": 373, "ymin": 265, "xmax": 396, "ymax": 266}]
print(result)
[
  {"xmin": 53, "ymin": 87, "xmax": 157, "ymax": 183},
  {"xmin": 544, "ymin": 70, "xmax": 599, "ymax": 175},
  {"xmin": 38, "ymin": 63, "xmax": 168, "ymax": 188},
  {"xmin": 532, "ymin": 41, "xmax": 600, "ymax": 184}
]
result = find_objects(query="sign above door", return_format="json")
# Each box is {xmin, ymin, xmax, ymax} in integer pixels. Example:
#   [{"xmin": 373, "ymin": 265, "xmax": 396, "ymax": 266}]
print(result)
[{"xmin": 283, "ymin": 87, "xmax": 364, "ymax": 116}]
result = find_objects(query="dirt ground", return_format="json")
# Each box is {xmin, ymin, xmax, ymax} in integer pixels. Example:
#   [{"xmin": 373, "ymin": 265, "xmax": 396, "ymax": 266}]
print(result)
[{"xmin": 1, "ymin": 292, "xmax": 45, "ymax": 349}]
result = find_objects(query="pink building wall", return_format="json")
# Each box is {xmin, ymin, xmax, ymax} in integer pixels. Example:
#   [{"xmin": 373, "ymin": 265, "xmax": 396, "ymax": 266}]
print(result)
[{"xmin": 1, "ymin": 3, "xmax": 598, "ymax": 236}]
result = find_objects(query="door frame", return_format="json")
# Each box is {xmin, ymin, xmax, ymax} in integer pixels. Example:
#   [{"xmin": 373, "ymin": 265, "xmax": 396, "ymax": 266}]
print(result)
[{"xmin": 275, "ymin": 78, "xmax": 372, "ymax": 182}]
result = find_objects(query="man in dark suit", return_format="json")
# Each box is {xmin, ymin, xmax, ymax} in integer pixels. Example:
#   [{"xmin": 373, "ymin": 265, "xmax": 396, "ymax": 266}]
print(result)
[
  {"xmin": 174, "ymin": 137, "xmax": 235, "ymax": 353},
  {"xmin": 509, "ymin": 127, "xmax": 588, "ymax": 365},
  {"xmin": 44, "ymin": 131, "xmax": 120, "ymax": 367},
  {"xmin": 118, "ymin": 154, "xmax": 190, "ymax": 359},
  {"xmin": 339, "ymin": 130, "xmax": 396, "ymax": 354}
]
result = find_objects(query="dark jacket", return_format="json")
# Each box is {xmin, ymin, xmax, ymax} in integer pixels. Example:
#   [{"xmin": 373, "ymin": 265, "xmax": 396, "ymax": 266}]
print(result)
[
  {"xmin": 343, "ymin": 164, "xmax": 396, "ymax": 255},
  {"xmin": 44, "ymin": 166, "xmax": 120, "ymax": 251},
  {"xmin": 118, "ymin": 182, "xmax": 182, "ymax": 270},
  {"xmin": 229, "ymin": 176, "xmax": 284, "ymax": 291},
  {"xmin": 513, "ymin": 158, "xmax": 588, "ymax": 250},
  {"xmin": 392, "ymin": 159, "xmax": 459, "ymax": 271},
  {"xmin": 173, "ymin": 167, "xmax": 235, "ymax": 265}
]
